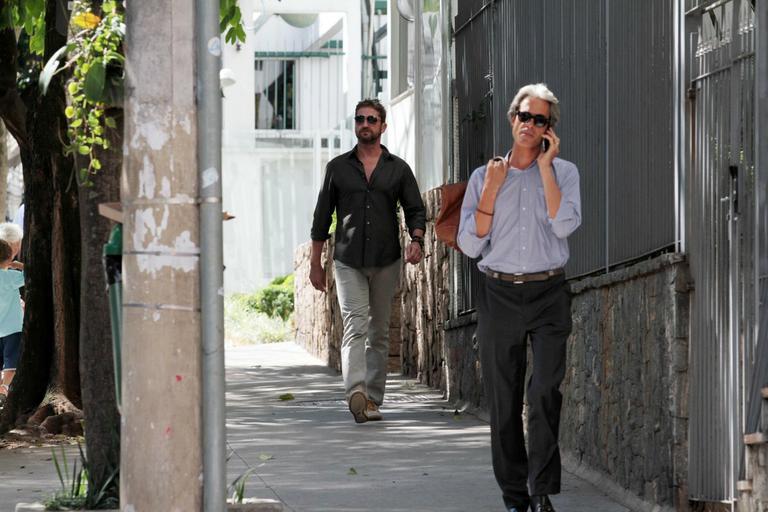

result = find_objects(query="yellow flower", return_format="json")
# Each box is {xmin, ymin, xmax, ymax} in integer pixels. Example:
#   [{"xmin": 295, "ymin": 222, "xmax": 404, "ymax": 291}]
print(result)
[{"xmin": 72, "ymin": 12, "xmax": 101, "ymax": 29}]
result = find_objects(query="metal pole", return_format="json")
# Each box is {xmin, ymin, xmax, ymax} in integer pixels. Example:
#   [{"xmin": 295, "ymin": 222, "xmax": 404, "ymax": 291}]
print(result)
[
  {"xmin": 756, "ymin": 0, "xmax": 768, "ymax": 341},
  {"xmin": 197, "ymin": 0, "xmax": 226, "ymax": 509},
  {"xmin": 414, "ymin": 0, "xmax": 423, "ymax": 186},
  {"xmin": 604, "ymin": 0, "xmax": 610, "ymax": 273},
  {"xmin": 673, "ymin": 0, "xmax": 685, "ymax": 254}
]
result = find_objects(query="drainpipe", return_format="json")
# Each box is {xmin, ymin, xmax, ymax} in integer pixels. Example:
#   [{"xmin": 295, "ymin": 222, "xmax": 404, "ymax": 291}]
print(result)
[{"xmin": 197, "ymin": 0, "xmax": 226, "ymax": 509}]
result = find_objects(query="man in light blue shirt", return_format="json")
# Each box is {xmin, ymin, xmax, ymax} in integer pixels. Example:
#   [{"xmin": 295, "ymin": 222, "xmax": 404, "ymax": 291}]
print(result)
[{"xmin": 457, "ymin": 83, "xmax": 581, "ymax": 512}]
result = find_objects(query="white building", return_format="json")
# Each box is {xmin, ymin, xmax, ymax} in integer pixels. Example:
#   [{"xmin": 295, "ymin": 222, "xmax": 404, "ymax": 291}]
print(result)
[
  {"xmin": 221, "ymin": 0, "xmax": 362, "ymax": 292},
  {"xmin": 221, "ymin": 0, "xmax": 455, "ymax": 293}
]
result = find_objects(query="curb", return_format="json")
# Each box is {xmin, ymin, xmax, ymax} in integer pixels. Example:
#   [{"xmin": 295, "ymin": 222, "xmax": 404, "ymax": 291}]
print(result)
[{"xmin": 15, "ymin": 500, "xmax": 282, "ymax": 511}]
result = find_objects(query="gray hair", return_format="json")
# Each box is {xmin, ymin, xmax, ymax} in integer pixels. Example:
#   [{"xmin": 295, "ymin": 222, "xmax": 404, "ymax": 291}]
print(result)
[
  {"xmin": 507, "ymin": 83, "xmax": 560, "ymax": 127},
  {"xmin": 0, "ymin": 222, "xmax": 23, "ymax": 243}
]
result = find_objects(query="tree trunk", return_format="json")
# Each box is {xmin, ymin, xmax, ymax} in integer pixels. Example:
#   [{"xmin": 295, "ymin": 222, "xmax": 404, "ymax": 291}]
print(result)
[
  {"xmin": 53, "ymin": 131, "xmax": 82, "ymax": 408},
  {"xmin": 0, "ymin": 0, "xmax": 79, "ymax": 429},
  {"xmin": 78, "ymin": 110, "xmax": 122, "ymax": 498},
  {"xmin": 0, "ymin": 120, "xmax": 8, "ymax": 219}
]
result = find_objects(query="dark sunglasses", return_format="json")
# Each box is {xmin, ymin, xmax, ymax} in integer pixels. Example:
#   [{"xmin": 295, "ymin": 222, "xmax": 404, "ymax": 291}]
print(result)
[
  {"xmin": 354, "ymin": 115, "xmax": 381, "ymax": 125},
  {"xmin": 515, "ymin": 111, "xmax": 550, "ymax": 128}
]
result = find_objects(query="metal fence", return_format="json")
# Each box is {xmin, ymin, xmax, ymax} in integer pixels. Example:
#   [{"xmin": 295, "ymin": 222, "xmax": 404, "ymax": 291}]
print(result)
[
  {"xmin": 453, "ymin": 0, "xmax": 677, "ymax": 314},
  {"xmin": 685, "ymin": 0, "xmax": 759, "ymax": 501}
]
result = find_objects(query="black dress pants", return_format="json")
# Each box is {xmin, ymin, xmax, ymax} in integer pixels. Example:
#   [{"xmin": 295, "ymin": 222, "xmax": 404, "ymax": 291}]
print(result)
[{"xmin": 476, "ymin": 272, "xmax": 572, "ymax": 509}]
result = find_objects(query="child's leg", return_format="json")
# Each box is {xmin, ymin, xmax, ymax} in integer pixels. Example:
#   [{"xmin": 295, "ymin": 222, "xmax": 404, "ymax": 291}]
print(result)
[
  {"xmin": 0, "ymin": 336, "xmax": 5, "ymax": 397},
  {"xmin": 0, "ymin": 332, "xmax": 22, "ymax": 395}
]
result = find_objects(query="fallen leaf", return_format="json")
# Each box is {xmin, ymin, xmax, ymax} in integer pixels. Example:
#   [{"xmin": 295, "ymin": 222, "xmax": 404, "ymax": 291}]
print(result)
[
  {"xmin": 348, "ymin": 467, "xmax": 357, "ymax": 475},
  {"xmin": 279, "ymin": 393, "xmax": 295, "ymax": 401},
  {"xmin": 258, "ymin": 453, "xmax": 273, "ymax": 461}
]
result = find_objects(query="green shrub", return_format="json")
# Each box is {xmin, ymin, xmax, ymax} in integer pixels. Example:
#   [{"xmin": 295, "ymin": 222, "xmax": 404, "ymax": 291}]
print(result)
[
  {"xmin": 254, "ymin": 286, "xmax": 294, "ymax": 321},
  {"xmin": 225, "ymin": 294, "xmax": 292, "ymax": 345},
  {"xmin": 242, "ymin": 274, "xmax": 294, "ymax": 321}
]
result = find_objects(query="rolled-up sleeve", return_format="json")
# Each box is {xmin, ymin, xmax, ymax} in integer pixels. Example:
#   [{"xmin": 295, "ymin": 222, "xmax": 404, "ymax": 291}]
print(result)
[
  {"xmin": 310, "ymin": 164, "xmax": 336, "ymax": 241},
  {"xmin": 399, "ymin": 164, "xmax": 426, "ymax": 234},
  {"xmin": 548, "ymin": 162, "xmax": 581, "ymax": 239},
  {"xmin": 457, "ymin": 166, "xmax": 490, "ymax": 258}
]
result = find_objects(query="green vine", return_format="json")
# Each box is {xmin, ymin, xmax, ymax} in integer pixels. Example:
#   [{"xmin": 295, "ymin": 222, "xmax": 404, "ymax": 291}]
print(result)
[
  {"xmin": 39, "ymin": 0, "xmax": 247, "ymax": 184},
  {"xmin": 63, "ymin": 0, "xmax": 125, "ymax": 183},
  {"xmin": 221, "ymin": 0, "xmax": 247, "ymax": 45}
]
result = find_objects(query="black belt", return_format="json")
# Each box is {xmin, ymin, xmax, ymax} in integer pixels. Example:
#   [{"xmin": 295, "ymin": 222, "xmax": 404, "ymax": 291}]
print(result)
[{"xmin": 485, "ymin": 267, "xmax": 564, "ymax": 284}]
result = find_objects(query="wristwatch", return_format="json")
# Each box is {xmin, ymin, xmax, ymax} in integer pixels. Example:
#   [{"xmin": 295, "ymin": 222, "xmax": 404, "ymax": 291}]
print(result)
[{"xmin": 410, "ymin": 235, "xmax": 424, "ymax": 248}]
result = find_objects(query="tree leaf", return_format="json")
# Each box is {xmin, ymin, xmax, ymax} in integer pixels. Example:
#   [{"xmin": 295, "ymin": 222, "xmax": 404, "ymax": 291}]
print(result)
[
  {"xmin": 39, "ymin": 45, "xmax": 68, "ymax": 95},
  {"xmin": 83, "ymin": 61, "xmax": 106, "ymax": 102},
  {"xmin": 72, "ymin": 12, "xmax": 101, "ymax": 29}
]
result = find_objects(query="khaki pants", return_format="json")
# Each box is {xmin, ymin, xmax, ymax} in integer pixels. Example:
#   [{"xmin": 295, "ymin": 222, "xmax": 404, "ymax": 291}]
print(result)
[{"xmin": 334, "ymin": 258, "xmax": 401, "ymax": 405}]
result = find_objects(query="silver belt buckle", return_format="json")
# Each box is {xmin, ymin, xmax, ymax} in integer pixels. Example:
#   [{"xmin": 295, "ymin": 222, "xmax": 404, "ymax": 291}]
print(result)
[{"xmin": 513, "ymin": 272, "xmax": 524, "ymax": 285}]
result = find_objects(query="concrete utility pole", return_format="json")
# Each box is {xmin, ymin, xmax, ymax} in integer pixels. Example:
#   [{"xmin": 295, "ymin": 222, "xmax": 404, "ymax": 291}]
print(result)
[{"xmin": 122, "ymin": 1, "xmax": 203, "ymax": 509}]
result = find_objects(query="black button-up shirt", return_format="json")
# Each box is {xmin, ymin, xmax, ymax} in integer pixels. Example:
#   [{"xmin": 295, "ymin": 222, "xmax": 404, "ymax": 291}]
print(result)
[{"xmin": 311, "ymin": 145, "xmax": 426, "ymax": 269}]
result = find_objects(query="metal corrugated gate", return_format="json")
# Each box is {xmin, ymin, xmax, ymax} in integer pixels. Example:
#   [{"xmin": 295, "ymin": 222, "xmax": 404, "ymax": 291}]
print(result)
[
  {"xmin": 685, "ymin": 0, "xmax": 758, "ymax": 501},
  {"xmin": 453, "ymin": 0, "xmax": 676, "ymax": 313}
]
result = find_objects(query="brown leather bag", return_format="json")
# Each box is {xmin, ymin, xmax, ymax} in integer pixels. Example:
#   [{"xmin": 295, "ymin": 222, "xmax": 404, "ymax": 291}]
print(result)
[{"xmin": 435, "ymin": 181, "xmax": 468, "ymax": 252}]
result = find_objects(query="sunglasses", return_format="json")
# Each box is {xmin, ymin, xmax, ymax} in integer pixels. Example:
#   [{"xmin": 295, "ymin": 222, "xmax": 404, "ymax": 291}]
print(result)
[
  {"xmin": 515, "ymin": 111, "xmax": 550, "ymax": 128},
  {"xmin": 354, "ymin": 115, "xmax": 381, "ymax": 125}
]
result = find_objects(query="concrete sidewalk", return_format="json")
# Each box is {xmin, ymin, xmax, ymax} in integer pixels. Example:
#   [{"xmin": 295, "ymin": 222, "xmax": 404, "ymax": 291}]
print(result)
[
  {"xmin": 224, "ymin": 342, "xmax": 631, "ymax": 512},
  {"xmin": 0, "ymin": 341, "xmax": 633, "ymax": 511}
]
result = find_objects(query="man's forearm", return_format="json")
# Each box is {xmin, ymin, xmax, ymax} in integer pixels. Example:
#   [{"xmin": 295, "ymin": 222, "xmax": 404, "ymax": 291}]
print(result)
[
  {"xmin": 475, "ymin": 182, "xmax": 501, "ymax": 237},
  {"xmin": 310, "ymin": 240, "xmax": 326, "ymax": 266},
  {"xmin": 539, "ymin": 163, "xmax": 562, "ymax": 218}
]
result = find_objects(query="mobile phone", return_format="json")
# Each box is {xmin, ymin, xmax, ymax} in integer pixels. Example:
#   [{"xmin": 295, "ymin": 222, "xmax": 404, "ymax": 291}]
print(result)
[{"xmin": 542, "ymin": 138, "xmax": 550, "ymax": 153}]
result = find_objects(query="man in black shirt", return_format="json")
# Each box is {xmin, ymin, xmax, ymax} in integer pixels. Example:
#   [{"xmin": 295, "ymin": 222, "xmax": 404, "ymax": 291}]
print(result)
[{"xmin": 310, "ymin": 99, "xmax": 426, "ymax": 423}]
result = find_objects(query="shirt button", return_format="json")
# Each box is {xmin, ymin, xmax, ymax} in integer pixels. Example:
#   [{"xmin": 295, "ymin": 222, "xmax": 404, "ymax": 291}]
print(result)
[
  {"xmin": 523, "ymin": 188, "xmax": 527, "ymax": 192},
  {"xmin": 522, "ymin": 246, "xmax": 526, "ymax": 250},
  {"xmin": 522, "ymin": 227, "xmax": 526, "ymax": 230},
  {"xmin": 522, "ymin": 207, "xmax": 526, "ymax": 211}
]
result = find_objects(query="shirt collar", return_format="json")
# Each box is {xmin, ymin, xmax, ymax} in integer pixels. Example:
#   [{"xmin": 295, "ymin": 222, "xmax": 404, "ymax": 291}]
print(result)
[
  {"xmin": 504, "ymin": 149, "xmax": 539, "ymax": 171},
  {"xmin": 349, "ymin": 144, "xmax": 394, "ymax": 161}
]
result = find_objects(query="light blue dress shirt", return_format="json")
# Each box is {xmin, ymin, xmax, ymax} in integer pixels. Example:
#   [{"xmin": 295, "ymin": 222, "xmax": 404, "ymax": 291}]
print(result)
[
  {"xmin": 0, "ymin": 268, "xmax": 24, "ymax": 337},
  {"xmin": 457, "ymin": 157, "xmax": 582, "ymax": 274}
]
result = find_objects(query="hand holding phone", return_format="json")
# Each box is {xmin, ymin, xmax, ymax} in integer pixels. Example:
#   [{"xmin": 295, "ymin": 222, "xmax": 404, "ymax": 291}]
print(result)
[{"xmin": 537, "ymin": 128, "xmax": 559, "ymax": 166}]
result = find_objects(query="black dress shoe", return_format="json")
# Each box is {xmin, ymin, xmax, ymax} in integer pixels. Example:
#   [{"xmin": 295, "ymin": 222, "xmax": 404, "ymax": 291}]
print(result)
[
  {"xmin": 506, "ymin": 508, "xmax": 525, "ymax": 512},
  {"xmin": 530, "ymin": 495, "xmax": 555, "ymax": 512}
]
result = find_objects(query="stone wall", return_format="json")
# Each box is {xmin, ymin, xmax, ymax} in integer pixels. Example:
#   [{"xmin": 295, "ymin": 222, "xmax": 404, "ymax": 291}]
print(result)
[
  {"xmin": 293, "ymin": 241, "xmax": 343, "ymax": 370},
  {"xmin": 562, "ymin": 254, "xmax": 690, "ymax": 510},
  {"xmin": 399, "ymin": 188, "xmax": 451, "ymax": 389}
]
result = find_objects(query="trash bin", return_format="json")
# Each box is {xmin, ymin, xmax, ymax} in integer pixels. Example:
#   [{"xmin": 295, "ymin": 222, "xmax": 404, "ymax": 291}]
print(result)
[{"xmin": 103, "ymin": 223, "xmax": 122, "ymax": 410}]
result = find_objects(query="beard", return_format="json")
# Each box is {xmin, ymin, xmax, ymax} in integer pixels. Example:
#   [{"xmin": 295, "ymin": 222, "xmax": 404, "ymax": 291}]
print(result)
[{"xmin": 356, "ymin": 128, "xmax": 380, "ymax": 144}]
